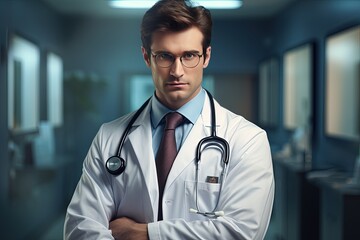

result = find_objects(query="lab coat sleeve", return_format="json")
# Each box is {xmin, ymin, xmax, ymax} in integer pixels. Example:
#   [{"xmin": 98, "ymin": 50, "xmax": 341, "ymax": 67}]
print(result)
[
  {"xmin": 64, "ymin": 125, "xmax": 115, "ymax": 240},
  {"xmin": 148, "ymin": 124, "xmax": 274, "ymax": 240}
]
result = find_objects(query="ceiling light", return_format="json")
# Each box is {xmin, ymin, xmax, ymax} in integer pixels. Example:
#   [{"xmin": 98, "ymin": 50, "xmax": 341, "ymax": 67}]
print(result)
[{"xmin": 108, "ymin": 1, "xmax": 242, "ymax": 9}]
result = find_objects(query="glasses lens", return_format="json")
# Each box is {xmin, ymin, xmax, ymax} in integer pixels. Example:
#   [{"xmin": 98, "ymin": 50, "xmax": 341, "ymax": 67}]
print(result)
[
  {"xmin": 155, "ymin": 53, "xmax": 174, "ymax": 68},
  {"xmin": 182, "ymin": 54, "xmax": 201, "ymax": 68}
]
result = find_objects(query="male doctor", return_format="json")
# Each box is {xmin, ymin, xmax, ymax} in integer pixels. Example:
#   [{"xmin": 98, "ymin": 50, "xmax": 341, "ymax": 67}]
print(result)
[{"xmin": 64, "ymin": 0, "xmax": 274, "ymax": 239}]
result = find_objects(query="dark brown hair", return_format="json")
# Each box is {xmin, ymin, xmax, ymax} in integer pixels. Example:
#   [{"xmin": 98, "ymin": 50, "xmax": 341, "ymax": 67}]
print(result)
[{"xmin": 141, "ymin": 0, "xmax": 212, "ymax": 55}]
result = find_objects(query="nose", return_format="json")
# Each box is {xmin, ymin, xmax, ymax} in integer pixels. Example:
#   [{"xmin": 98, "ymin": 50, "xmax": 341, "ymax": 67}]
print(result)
[{"xmin": 170, "ymin": 57, "xmax": 184, "ymax": 78}]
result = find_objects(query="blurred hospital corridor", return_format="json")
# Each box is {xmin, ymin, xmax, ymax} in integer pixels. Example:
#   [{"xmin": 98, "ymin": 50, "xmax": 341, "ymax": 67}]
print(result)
[{"xmin": 1, "ymin": 0, "xmax": 359, "ymax": 239}]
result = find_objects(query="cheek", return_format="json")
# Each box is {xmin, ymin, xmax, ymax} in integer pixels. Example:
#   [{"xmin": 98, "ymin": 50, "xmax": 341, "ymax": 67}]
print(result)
[
  {"xmin": 193, "ymin": 68, "xmax": 204, "ymax": 83},
  {"xmin": 151, "ymin": 68, "xmax": 166, "ymax": 86}
]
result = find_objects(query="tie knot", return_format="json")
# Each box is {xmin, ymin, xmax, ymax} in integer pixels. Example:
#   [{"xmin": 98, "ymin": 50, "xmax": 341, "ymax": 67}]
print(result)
[{"xmin": 164, "ymin": 112, "xmax": 184, "ymax": 130}]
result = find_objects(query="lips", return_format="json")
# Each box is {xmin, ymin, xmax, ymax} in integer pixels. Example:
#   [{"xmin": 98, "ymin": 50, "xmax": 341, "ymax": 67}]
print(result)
[
  {"xmin": 168, "ymin": 82, "xmax": 186, "ymax": 86},
  {"xmin": 166, "ymin": 81, "xmax": 187, "ymax": 87}
]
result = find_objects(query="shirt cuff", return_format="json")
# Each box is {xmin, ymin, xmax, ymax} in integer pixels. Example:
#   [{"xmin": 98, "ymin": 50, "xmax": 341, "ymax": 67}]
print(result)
[{"xmin": 147, "ymin": 222, "xmax": 160, "ymax": 240}]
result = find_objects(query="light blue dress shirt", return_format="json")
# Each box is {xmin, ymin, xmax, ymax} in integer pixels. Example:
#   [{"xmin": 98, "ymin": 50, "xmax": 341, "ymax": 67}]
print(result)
[{"xmin": 151, "ymin": 88, "xmax": 205, "ymax": 156}]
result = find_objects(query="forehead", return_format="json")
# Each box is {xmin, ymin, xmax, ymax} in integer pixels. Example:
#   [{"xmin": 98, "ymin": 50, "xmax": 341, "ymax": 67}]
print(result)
[{"xmin": 151, "ymin": 27, "xmax": 204, "ymax": 53}]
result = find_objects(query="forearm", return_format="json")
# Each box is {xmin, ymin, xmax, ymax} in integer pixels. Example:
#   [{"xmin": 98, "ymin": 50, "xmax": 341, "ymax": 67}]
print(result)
[{"xmin": 109, "ymin": 217, "xmax": 149, "ymax": 240}]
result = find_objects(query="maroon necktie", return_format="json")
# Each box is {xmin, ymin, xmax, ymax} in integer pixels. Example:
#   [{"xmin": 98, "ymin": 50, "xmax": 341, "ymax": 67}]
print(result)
[{"xmin": 156, "ymin": 112, "xmax": 184, "ymax": 220}]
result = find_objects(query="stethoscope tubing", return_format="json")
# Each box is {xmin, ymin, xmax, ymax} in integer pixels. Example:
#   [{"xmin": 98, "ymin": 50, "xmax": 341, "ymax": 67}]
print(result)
[
  {"xmin": 105, "ymin": 89, "xmax": 230, "ymax": 218},
  {"xmin": 115, "ymin": 97, "xmax": 151, "ymax": 157},
  {"xmin": 107, "ymin": 89, "xmax": 229, "ymax": 175}
]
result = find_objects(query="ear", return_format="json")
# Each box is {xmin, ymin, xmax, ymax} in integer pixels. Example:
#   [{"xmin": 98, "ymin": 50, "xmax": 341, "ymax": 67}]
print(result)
[
  {"xmin": 141, "ymin": 46, "xmax": 151, "ymax": 67},
  {"xmin": 203, "ymin": 46, "xmax": 211, "ymax": 68}
]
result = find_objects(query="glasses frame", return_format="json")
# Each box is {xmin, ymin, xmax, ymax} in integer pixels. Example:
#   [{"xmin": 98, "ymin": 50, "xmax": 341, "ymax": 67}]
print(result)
[{"xmin": 151, "ymin": 51, "xmax": 204, "ymax": 68}]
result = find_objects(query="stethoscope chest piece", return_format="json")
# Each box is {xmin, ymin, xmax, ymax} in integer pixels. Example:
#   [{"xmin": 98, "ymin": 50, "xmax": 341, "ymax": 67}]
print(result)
[{"xmin": 106, "ymin": 156, "xmax": 126, "ymax": 175}]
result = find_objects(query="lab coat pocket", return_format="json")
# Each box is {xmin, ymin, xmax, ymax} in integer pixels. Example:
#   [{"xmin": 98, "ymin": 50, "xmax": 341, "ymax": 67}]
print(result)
[{"xmin": 185, "ymin": 181, "xmax": 221, "ymax": 220}]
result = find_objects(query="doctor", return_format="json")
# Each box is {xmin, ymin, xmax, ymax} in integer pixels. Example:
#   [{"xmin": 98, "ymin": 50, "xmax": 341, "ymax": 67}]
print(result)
[{"xmin": 64, "ymin": 0, "xmax": 274, "ymax": 239}]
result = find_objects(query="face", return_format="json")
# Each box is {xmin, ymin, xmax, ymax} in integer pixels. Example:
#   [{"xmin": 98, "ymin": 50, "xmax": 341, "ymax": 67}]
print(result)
[{"xmin": 142, "ymin": 26, "xmax": 211, "ymax": 110}]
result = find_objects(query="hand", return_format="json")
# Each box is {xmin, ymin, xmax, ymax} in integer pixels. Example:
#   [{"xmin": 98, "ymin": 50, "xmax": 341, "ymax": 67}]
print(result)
[{"xmin": 109, "ymin": 217, "xmax": 149, "ymax": 240}]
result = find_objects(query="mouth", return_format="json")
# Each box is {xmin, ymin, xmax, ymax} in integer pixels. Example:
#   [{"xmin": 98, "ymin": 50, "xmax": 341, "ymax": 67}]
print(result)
[{"xmin": 166, "ymin": 81, "xmax": 188, "ymax": 88}]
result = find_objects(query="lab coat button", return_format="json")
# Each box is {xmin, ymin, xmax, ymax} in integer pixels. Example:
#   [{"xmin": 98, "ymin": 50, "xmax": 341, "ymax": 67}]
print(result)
[{"xmin": 165, "ymin": 200, "xmax": 173, "ymax": 205}]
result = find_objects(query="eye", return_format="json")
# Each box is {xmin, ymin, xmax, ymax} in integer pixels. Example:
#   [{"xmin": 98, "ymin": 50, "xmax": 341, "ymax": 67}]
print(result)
[
  {"xmin": 157, "ymin": 53, "xmax": 174, "ymax": 61},
  {"xmin": 182, "ymin": 52, "xmax": 196, "ymax": 60}
]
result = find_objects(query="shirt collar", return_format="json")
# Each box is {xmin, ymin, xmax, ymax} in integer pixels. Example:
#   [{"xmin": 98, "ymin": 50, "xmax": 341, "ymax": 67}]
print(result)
[{"xmin": 151, "ymin": 88, "xmax": 205, "ymax": 128}]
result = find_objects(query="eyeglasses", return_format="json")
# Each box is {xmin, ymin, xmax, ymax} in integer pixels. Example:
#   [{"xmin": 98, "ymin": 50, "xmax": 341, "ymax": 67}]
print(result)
[{"xmin": 151, "ymin": 51, "xmax": 203, "ymax": 68}]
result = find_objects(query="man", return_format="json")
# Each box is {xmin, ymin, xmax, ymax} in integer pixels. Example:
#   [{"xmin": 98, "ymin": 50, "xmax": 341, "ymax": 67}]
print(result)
[{"xmin": 64, "ymin": 0, "xmax": 274, "ymax": 239}]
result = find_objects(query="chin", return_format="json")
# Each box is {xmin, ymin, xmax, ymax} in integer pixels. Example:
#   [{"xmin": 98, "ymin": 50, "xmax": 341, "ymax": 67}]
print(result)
[{"xmin": 170, "ymin": 92, "xmax": 196, "ymax": 107}]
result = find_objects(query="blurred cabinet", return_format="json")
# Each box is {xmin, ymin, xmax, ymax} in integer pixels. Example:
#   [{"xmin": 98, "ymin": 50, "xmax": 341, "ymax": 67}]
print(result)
[
  {"xmin": 273, "ymin": 156, "xmax": 319, "ymax": 240},
  {"xmin": 308, "ymin": 173, "xmax": 360, "ymax": 240}
]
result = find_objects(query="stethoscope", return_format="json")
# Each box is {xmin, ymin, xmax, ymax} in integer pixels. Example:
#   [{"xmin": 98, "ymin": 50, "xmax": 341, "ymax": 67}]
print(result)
[{"xmin": 106, "ymin": 89, "xmax": 230, "ymax": 218}]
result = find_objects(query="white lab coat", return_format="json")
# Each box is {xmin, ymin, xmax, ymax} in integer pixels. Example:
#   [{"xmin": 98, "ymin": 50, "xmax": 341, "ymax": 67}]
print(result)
[{"xmin": 64, "ymin": 95, "xmax": 274, "ymax": 240}]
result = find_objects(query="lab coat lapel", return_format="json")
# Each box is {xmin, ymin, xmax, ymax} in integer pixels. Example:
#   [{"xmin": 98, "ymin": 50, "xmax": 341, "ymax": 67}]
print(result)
[
  {"xmin": 126, "ymin": 102, "xmax": 158, "ymax": 215},
  {"xmin": 165, "ymin": 95, "xmax": 213, "ymax": 189}
]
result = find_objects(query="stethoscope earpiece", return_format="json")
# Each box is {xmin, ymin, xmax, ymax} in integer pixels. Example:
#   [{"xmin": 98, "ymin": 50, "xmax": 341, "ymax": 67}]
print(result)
[{"xmin": 106, "ymin": 156, "xmax": 126, "ymax": 176}]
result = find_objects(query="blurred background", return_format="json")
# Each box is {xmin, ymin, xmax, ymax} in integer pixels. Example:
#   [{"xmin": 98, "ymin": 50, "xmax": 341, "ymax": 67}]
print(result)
[{"xmin": 0, "ymin": 0, "xmax": 359, "ymax": 239}]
